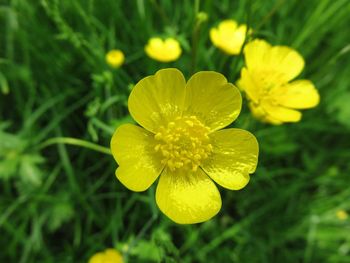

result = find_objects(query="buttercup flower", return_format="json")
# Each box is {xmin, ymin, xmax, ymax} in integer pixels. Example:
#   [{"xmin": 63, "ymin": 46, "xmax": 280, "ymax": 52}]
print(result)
[
  {"xmin": 145, "ymin": 37, "xmax": 182, "ymax": 62},
  {"xmin": 111, "ymin": 68, "xmax": 259, "ymax": 224},
  {"xmin": 88, "ymin": 248, "xmax": 123, "ymax": 263},
  {"xmin": 237, "ymin": 39, "xmax": 320, "ymax": 124},
  {"xmin": 106, "ymin": 49, "xmax": 125, "ymax": 68},
  {"xmin": 210, "ymin": 19, "xmax": 249, "ymax": 55},
  {"xmin": 336, "ymin": 210, "xmax": 348, "ymax": 220}
]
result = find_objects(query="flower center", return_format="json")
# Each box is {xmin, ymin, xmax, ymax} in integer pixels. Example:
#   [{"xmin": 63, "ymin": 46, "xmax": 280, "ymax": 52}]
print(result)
[{"xmin": 154, "ymin": 116, "xmax": 213, "ymax": 171}]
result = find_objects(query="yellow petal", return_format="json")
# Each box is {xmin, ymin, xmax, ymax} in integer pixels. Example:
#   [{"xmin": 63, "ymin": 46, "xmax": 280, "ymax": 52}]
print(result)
[
  {"xmin": 267, "ymin": 46, "xmax": 305, "ymax": 82},
  {"xmin": 89, "ymin": 249, "xmax": 123, "ymax": 263},
  {"xmin": 237, "ymin": 67, "xmax": 261, "ymax": 103},
  {"xmin": 201, "ymin": 129, "xmax": 259, "ymax": 190},
  {"xmin": 145, "ymin": 37, "xmax": 182, "ymax": 62},
  {"xmin": 248, "ymin": 102, "xmax": 283, "ymax": 125},
  {"xmin": 184, "ymin": 71, "xmax": 242, "ymax": 132},
  {"xmin": 104, "ymin": 249, "xmax": 123, "ymax": 263},
  {"xmin": 110, "ymin": 124, "xmax": 163, "ymax": 192},
  {"xmin": 156, "ymin": 168, "xmax": 221, "ymax": 224},
  {"xmin": 218, "ymin": 19, "xmax": 238, "ymax": 33},
  {"xmin": 165, "ymin": 38, "xmax": 182, "ymax": 59},
  {"xmin": 271, "ymin": 80, "xmax": 320, "ymax": 109},
  {"xmin": 89, "ymin": 253, "xmax": 104, "ymax": 263},
  {"xmin": 210, "ymin": 20, "xmax": 247, "ymax": 55},
  {"xmin": 244, "ymin": 39, "xmax": 272, "ymax": 70},
  {"xmin": 209, "ymin": 28, "xmax": 220, "ymax": 46},
  {"xmin": 128, "ymin": 68, "xmax": 186, "ymax": 133},
  {"xmin": 105, "ymin": 49, "xmax": 125, "ymax": 68},
  {"xmin": 244, "ymin": 39, "xmax": 305, "ymax": 82},
  {"xmin": 262, "ymin": 99, "xmax": 302, "ymax": 123}
]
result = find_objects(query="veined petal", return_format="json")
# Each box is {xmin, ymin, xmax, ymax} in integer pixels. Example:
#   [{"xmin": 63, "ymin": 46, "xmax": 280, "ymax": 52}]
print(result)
[
  {"xmin": 156, "ymin": 168, "xmax": 221, "ymax": 224},
  {"xmin": 111, "ymin": 124, "xmax": 164, "ymax": 192},
  {"xmin": 128, "ymin": 68, "xmax": 186, "ymax": 133},
  {"xmin": 201, "ymin": 129, "xmax": 259, "ymax": 190},
  {"xmin": 271, "ymin": 80, "xmax": 320, "ymax": 109},
  {"xmin": 184, "ymin": 71, "xmax": 242, "ymax": 132}
]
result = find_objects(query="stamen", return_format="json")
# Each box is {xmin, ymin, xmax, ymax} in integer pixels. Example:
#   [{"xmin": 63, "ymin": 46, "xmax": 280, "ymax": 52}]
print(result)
[{"xmin": 154, "ymin": 115, "xmax": 212, "ymax": 171}]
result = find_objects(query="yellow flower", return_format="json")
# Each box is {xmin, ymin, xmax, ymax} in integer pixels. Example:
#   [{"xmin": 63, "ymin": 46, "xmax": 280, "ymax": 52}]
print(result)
[
  {"xmin": 210, "ymin": 19, "xmax": 249, "ymax": 55},
  {"xmin": 111, "ymin": 68, "xmax": 259, "ymax": 224},
  {"xmin": 336, "ymin": 210, "xmax": 348, "ymax": 220},
  {"xmin": 145, "ymin": 37, "xmax": 182, "ymax": 62},
  {"xmin": 106, "ymin": 49, "xmax": 125, "ymax": 68},
  {"xmin": 237, "ymin": 39, "xmax": 320, "ymax": 124},
  {"xmin": 88, "ymin": 248, "xmax": 123, "ymax": 263}
]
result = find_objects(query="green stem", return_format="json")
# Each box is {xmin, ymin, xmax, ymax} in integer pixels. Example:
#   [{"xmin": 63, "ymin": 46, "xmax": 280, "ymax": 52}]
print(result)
[
  {"xmin": 255, "ymin": 0, "xmax": 285, "ymax": 31},
  {"xmin": 229, "ymin": 0, "xmax": 252, "ymax": 78},
  {"xmin": 191, "ymin": 0, "xmax": 207, "ymax": 74},
  {"xmin": 38, "ymin": 137, "xmax": 111, "ymax": 155}
]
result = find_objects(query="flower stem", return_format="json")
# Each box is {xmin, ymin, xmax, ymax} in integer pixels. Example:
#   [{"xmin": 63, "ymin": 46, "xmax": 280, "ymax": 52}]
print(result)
[
  {"xmin": 38, "ymin": 137, "xmax": 112, "ymax": 155},
  {"xmin": 190, "ymin": 1, "xmax": 207, "ymax": 74}
]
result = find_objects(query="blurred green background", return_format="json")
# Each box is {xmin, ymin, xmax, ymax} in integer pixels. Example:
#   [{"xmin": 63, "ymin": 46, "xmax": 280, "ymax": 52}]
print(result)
[{"xmin": 1, "ymin": 0, "xmax": 350, "ymax": 262}]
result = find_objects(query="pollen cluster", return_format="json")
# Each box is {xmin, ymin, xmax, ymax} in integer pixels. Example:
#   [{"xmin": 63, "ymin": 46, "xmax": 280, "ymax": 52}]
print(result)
[{"xmin": 154, "ymin": 115, "xmax": 213, "ymax": 171}]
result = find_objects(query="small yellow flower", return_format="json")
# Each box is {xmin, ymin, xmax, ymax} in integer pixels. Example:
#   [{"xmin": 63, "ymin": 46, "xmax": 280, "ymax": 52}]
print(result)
[
  {"xmin": 210, "ymin": 19, "xmax": 249, "ymax": 55},
  {"xmin": 111, "ymin": 68, "xmax": 259, "ymax": 224},
  {"xmin": 237, "ymin": 39, "xmax": 320, "ymax": 124},
  {"xmin": 145, "ymin": 37, "xmax": 182, "ymax": 62},
  {"xmin": 106, "ymin": 49, "xmax": 125, "ymax": 68},
  {"xmin": 336, "ymin": 210, "xmax": 348, "ymax": 220},
  {"xmin": 88, "ymin": 248, "xmax": 123, "ymax": 263}
]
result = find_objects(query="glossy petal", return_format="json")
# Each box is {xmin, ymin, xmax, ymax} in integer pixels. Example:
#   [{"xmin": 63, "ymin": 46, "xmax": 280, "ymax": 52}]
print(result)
[
  {"xmin": 201, "ymin": 129, "xmax": 259, "ymax": 190},
  {"xmin": 184, "ymin": 71, "xmax": 242, "ymax": 132},
  {"xmin": 271, "ymin": 80, "xmax": 320, "ymax": 109},
  {"xmin": 262, "ymin": 99, "xmax": 302, "ymax": 123},
  {"xmin": 156, "ymin": 168, "xmax": 222, "ymax": 224},
  {"xmin": 128, "ymin": 68, "xmax": 186, "ymax": 133},
  {"xmin": 111, "ymin": 124, "xmax": 164, "ymax": 192},
  {"xmin": 244, "ymin": 39, "xmax": 304, "ymax": 82}
]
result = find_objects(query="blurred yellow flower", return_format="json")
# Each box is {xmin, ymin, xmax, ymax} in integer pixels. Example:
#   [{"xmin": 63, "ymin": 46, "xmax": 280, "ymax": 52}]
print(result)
[
  {"xmin": 88, "ymin": 248, "xmax": 123, "ymax": 263},
  {"xmin": 106, "ymin": 49, "xmax": 125, "ymax": 68},
  {"xmin": 210, "ymin": 19, "xmax": 249, "ymax": 55},
  {"xmin": 237, "ymin": 39, "xmax": 320, "ymax": 124},
  {"xmin": 111, "ymin": 68, "xmax": 259, "ymax": 224},
  {"xmin": 145, "ymin": 37, "xmax": 182, "ymax": 62},
  {"xmin": 336, "ymin": 210, "xmax": 348, "ymax": 220}
]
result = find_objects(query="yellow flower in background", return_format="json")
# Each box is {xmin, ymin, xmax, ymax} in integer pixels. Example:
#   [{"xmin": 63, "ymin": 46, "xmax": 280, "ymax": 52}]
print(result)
[
  {"xmin": 210, "ymin": 19, "xmax": 249, "ymax": 55},
  {"xmin": 336, "ymin": 210, "xmax": 348, "ymax": 220},
  {"xmin": 145, "ymin": 37, "xmax": 182, "ymax": 62},
  {"xmin": 106, "ymin": 49, "xmax": 125, "ymax": 68},
  {"xmin": 88, "ymin": 248, "xmax": 123, "ymax": 263},
  {"xmin": 111, "ymin": 68, "xmax": 259, "ymax": 224},
  {"xmin": 237, "ymin": 39, "xmax": 320, "ymax": 124}
]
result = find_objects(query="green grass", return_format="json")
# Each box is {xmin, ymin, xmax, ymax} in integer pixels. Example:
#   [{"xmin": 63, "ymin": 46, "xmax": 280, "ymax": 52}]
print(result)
[{"xmin": 1, "ymin": 0, "xmax": 350, "ymax": 262}]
